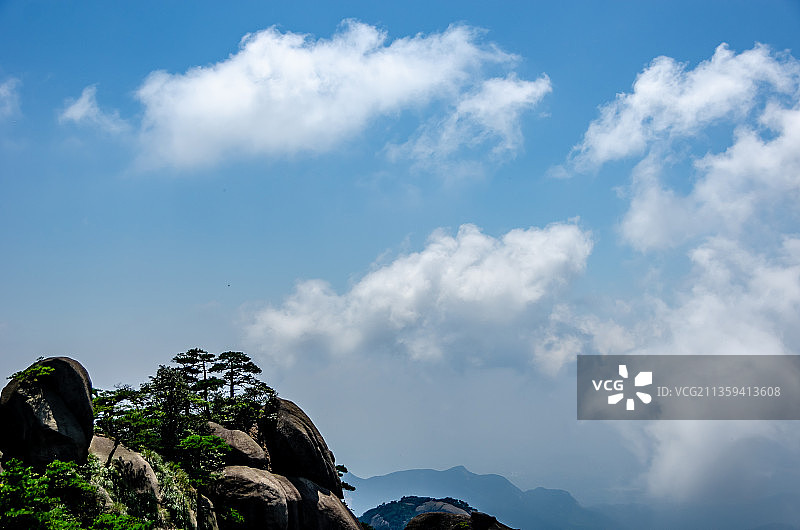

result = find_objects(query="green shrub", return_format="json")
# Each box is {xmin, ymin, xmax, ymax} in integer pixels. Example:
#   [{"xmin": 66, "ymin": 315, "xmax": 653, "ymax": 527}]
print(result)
[
  {"xmin": 0, "ymin": 458, "xmax": 153, "ymax": 530},
  {"xmin": 142, "ymin": 449, "xmax": 196, "ymax": 529},
  {"xmin": 176, "ymin": 434, "xmax": 229, "ymax": 489},
  {"xmin": 8, "ymin": 360, "xmax": 54, "ymax": 387}
]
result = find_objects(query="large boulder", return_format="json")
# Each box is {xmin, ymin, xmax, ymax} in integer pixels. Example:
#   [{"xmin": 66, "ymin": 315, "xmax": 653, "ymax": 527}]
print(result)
[
  {"xmin": 0, "ymin": 357, "xmax": 94, "ymax": 469},
  {"xmin": 288, "ymin": 476, "xmax": 362, "ymax": 530},
  {"xmin": 209, "ymin": 466, "xmax": 302, "ymax": 529},
  {"xmin": 209, "ymin": 466, "xmax": 360, "ymax": 530},
  {"xmin": 89, "ymin": 435, "xmax": 161, "ymax": 501},
  {"xmin": 208, "ymin": 421, "xmax": 269, "ymax": 469},
  {"xmin": 258, "ymin": 398, "xmax": 342, "ymax": 497}
]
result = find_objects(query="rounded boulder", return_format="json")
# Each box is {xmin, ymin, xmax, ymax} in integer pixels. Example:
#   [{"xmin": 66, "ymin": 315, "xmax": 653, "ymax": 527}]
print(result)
[
  {"xmin": 258, "ymin": 398, "xmax": 342, "ymax": 497},
  {"xmin": 0, "ymin": 357, "xmax": 94, "ymax": 469}
]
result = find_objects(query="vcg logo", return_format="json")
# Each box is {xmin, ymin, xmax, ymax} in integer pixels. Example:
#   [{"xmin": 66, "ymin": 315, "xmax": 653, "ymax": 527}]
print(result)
[{"xmin": 592, "ymin": 364, "xmax": 652, "ymax": 411}]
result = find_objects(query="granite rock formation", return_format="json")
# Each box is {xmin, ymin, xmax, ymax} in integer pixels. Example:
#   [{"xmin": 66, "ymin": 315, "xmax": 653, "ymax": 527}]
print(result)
[
  {"xmin": 258, "ymin": 398, "xmax": 343, "ymax": 498},
  {"xmin": 208, "ymin": 421, "xmax": 270, "ymax": 469},
  {"xmin": 0, "ymin": 357, "xmax": 361, "ymax": 529},
  {"xmin": 0, "ymin": 356, "xmax": 94, "ymax": 469},
  {"xmin": 89, "ymin": 435, "xmax": 161, "ymax": 501}
]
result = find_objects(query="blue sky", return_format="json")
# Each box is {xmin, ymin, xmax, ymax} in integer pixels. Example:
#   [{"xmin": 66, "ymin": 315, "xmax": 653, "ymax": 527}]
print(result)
[{"xmin": 2, "ymin": 0, "xmax": 800, "ymax": 507}]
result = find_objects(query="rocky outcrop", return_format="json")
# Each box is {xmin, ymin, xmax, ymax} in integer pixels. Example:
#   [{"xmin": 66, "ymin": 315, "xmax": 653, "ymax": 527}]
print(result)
[
  {"xmin": 89, "ymin": 435, "xmax": 161, "ymax": 501},
  {"xmin": 208, "ymin": 466, "xmax": 360, "ymax": 530},
  {"xmin": 0, "ymin": 357, "xmax": 94, "ymax": 469},
  {"xmin": 208, "ymin": 421, "xmax": 270, "ymax": 469},
  {"xmin": 0, "ymin": 358, "xmax": 360, "ymax": 530},
  {"xmin": 288, "ymin": 476, "xmax": 363, "ymax": 529},
  {"xmin": 258, "ymin": 398, "xmax": 342, "ymax": 497},
  {"xmin": 210, "ymin": 466, "xmax": 300, "ymax": 528},
  {"xmin": 405, "ymin": 511, "xmax": 517, "ymax": 530}
]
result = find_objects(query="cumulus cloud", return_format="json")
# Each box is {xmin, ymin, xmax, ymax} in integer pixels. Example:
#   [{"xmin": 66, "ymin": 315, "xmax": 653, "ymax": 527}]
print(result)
[
  {"xmin": 555, "ymin": 43, "xmax": 800, "ymax": 252},
  {"xmin": 621, "ymin": 102, "xmax": 800, "ymax": 251},
  {"xmin": 0, "ymin": 77, "xmax": 20, "ymax": 119},
  {"xmin": 569, "ymin": 43, "xmax": 800, "ymax": 169},
  {"xmin": 639, "ymin": 237, "xmax": 800, "ymax": 359},
  {"xmin": 567, "ymin": 42, "xmax": 800, "ymax": 502},
  {"xmin": 605, "ymin": 237, "xmax": 800, "ymax": 501},
  {"xmin": 388, "ymin": 73, "xmax": 551, "ymax": 176},
  {"xmin": 59, "ymin": 85, "xmax": 129, "ymax": 133},
  {"xmin": 134, "ymin": 20, "xmax": 544, "ymax": 170},
  {"xmin": 244, "ymin": 222, "xmax": 592, "ymax": 368}
]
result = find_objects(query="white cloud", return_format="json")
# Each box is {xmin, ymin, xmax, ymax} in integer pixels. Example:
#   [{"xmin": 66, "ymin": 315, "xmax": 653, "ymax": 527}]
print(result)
[
  {"xmin": 457, "ymin": 74, "xmax": 551, "ymax": 153},
  {"xmin": 531, "ymin": 303, "xmax": 637, "ymax": 375},
  {"xmin": 59, "ymin": 85, "xmax": 129, "ymax": 133},
  {"xmin": 569, "ymin": 43, "xmax": 800, "ymax": 170},
  {"xmin": 641, "ymin": 237, "xmax": 800, "ymax": 358},
  {"xmin": 389, "ymin": 73, "xmax": 551, "ymax": 176},
  {"xmin": 621, "ymin": 103, "xmax": 800, "ymax": 251},
  {"xmin": 135, "ymin": 20, "xmax": 544, "ymax": 170},
  {"xmin": 559, "ymin": 42, "xmax": 800, "ymax": 252},
  {"xmin": 244, "ymin": 222, "xmax": 592, "ymax": 368},
  {"xmin": 0, "ymin": 77, "xmax": 20, "ymax": 119},
  {"xmin": 565, "ymin": 42, "xmax": 800, "ymax": 502},
  {"xmin": 642, "ymin": 421, "xmax": 796, "ymax": 501},
  {"xmin": 613, "ymin": 233, "xmax": 800, "ymax": 502},
  {"xmin": 606, "ymin": 237, "xmax": 800, "ymax": 501}
]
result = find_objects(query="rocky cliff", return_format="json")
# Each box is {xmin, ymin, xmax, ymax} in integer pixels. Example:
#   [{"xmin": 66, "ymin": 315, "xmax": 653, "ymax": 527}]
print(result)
[{"xmin": 0, "ymin": 357, "xmax": 362, "ymax": 530}]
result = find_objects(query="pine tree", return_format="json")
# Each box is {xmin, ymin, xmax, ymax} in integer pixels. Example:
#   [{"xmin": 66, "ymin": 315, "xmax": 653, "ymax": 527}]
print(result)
[
  {"xmin": 92, "ymin": 385, "xmax": 155, "ymax": 465},
  {"xmin": 172, "ymin": 348, "xmax": 223, "ymax": 417},
  {"xmin": 141, "ymin": 366, "xmax": 192, "ymax": 459},
  {"xmin": 210, "ymin": 351, "xmax": 262, "ymax": 399}
]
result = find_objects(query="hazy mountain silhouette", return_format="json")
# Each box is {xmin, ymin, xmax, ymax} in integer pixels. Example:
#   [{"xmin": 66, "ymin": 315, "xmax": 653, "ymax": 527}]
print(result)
[
  {"xmin": 345, "ymin": 466, "xmax": 800, "ymax": 529},
  {"xmin": 344, "ymin": 465, "xmax": 613, "ymax": 529}
]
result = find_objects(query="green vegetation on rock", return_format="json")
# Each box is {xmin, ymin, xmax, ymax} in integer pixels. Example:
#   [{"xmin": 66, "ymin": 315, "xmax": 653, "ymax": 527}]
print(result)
[
  {"xmin": 1, "ymin": 350, "xmax": 362, "ymax": 529},
  {"xmin": 0, "ymin": 457, "xmax": 153, "ymax": 530},
  {"xmin": 1, "ymin": 349, "xmax": 279, "ymax": 529},
  {"xmin": 92, "ymin": 349, "xmax": 277, "ymax": 490}
]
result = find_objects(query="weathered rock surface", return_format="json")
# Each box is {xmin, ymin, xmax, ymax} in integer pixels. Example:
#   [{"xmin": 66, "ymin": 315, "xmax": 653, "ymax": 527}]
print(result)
[
  {"xmin": 366, "ymin": 513, "xmax": 391, "ymax": 529},
  {"xmin": 208, "ymin": 421, "xmax": 269, "ymax": 469},
  {"xmin": 0, "ymin": 357, "xmax": 94, "ymax": 469},
  {"xmin": 89, "ymin": 435, "xmax": 161, "ymax": 500},
  {"xmin": 198, "ymin": 494, "xmax": 221, "ymax": 530},
  {"xmin": 259, "ymin": 398, "xmax": 342, "ymax": 497},
  {"xmin": 209, "ymin": 466, "xmax": 360, "ymax": 530},
  {"xmin": 405, "ymin": 511, "xmax": 517, "ymax": 530},
  {"xmin": 288, "ymin": 476, "xmax": 363, "ymax": 529},
  {"xmin": 0, "ymin": 359, "xmax": 360, "ymax": 529},
  {"xmin": 209, "ymin": 466, "xmax": 300, "ymax": 528}
]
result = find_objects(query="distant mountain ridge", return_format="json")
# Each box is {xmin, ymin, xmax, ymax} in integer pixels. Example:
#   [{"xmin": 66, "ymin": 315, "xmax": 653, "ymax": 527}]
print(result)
[
  {"xmin": 344, "ymin": 465, "xmax": 613, "ymax": 529},
  {"xmin": 345, "ymin": 466, "xmax": 800, "ymax": 530}
]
